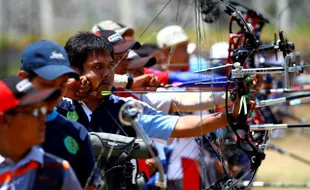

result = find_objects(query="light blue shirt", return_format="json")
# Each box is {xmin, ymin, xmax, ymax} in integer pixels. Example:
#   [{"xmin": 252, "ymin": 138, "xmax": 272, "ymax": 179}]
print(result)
[
  {"xmin": 121, "ymin": 96, "xmax": 179, "ymax": 142},
  {"xmin": 0, "ymin": 146, "xmax": 82, "ymax": 190},
  {"xmin": 189, "ymin": 55, "xmax": 209, "ymax": 72}
]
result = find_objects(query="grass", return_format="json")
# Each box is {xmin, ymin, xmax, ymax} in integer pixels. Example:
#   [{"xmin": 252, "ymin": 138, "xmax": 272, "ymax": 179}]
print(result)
[
  {"xmin": 252, "ymin": 105, "xmax": 310, "ymax": 190},
  {"xmin": 254, "ymin": 136, "xmax": 310, "ymax": 189}
]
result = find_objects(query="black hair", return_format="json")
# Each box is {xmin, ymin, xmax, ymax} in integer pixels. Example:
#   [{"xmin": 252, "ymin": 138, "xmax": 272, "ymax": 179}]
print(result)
[{"xmin": 64, "ymin": 31, "xmax": 114, "ymax": 72}]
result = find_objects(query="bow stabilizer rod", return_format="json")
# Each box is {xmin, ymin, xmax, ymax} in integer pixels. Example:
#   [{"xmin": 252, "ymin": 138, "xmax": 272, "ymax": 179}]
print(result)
[
  {"xmin": 256, "ymin": 92, "xmax": 310, "ymax": 108},
  {"xmin": 250, "ymin": 123, "xmax": 310, "ymax": 131}
]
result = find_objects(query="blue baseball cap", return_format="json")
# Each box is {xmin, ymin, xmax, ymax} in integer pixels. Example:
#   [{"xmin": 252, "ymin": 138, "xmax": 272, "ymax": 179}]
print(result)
[{"xmin": 21, "ymin": 40, "xmax": 79, "ymax": 80}]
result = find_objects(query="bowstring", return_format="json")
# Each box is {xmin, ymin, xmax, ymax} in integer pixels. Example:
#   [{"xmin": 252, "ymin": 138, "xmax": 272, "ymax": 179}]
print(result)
[
  {"xmin": 198, "ymin": 0, "xmax": 248, "ymax": 188},
  {"xmin": 146, "ymin": 0, "xmax": 222, "ymax": 186},
  {"xmin": 167, "ymin": 0, "xmax": 252, "ymax": 188},
  {"xmin": 195, "ymin": 0, "xmax": 208, "ymax": 186},
  {"xmin": 172, "ymin": 1, "xmax": 225, "ymax": 187},
  {"xmin": 219, "ymin": 1, "xmax": 265, "ymax": 188},
  {"xmin": 166, "ymin": 0, "xmax": 233, "ymax": 187},
  {"xmin": 197, "ymin": 1, "xmax": 235, "ymax": 188},
  {"xmin": 137, "ymin": 0, "xmax": 173, "ymax": 41},
  {"xmin": 137, "ymin": 1, "xmax": 194, "ymax": 46}
]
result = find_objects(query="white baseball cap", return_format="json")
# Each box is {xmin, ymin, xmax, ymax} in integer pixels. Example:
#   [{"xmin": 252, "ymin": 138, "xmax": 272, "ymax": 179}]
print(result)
[
  {"xmin": 156, "ymin": 25, "xmax": 189, "ymax": 48},
  {"xmin": 91, "ymin": 20, "xmax": 134, "ymax": 36}
]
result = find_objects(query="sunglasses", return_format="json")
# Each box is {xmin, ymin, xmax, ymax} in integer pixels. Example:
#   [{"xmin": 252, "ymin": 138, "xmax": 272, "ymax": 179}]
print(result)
[{"xmin": 6, "ymin": 105, "xmax": 48, "ymax": 118}]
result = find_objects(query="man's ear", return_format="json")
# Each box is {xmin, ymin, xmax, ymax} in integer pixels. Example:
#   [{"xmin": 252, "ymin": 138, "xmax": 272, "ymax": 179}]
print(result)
[{"xmin": 18, "ymin": 70, "xmax": 27, "ymax": 79}]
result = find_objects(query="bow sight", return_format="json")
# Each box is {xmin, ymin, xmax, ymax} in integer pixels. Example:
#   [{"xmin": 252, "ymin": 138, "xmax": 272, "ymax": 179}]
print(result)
[{"xmin": 231, "ymin": 53, "xmax": 303, "ymax": 89}]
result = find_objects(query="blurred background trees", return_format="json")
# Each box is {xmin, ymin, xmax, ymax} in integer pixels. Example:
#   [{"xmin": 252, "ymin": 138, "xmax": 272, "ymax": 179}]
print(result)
[{"xmin": 1, "ymin": 0, "xmax": 310, "ymax": 76}]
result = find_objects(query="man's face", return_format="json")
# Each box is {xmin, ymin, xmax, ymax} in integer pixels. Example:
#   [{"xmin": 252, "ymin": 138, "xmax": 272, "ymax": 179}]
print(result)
[
  {"xmin": 150, "ymin": 49, "xmax": 167, "ymax": 71},
  {"xmin": 114, "ymin": 53, "xmax": 129, "ymax": 75},
  {"xmin": 31, "ymin": 74, "xmax": 69, "ymax": 113},
  {"xmin": 163, "ymin": 41, "xmax": 190, "ymax": 71},
  {"xmin": 82, "ymin": 51, "xmax": 115, "ymax": 94},
  {"xmin": 4, "ymin": 103, "xmax": 47, "ymax": 147}
]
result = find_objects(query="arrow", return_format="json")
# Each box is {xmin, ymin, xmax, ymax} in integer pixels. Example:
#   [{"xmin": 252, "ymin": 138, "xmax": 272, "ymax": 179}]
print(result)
[
  {"xmin": 250, "ymin": 123, "xmax": 310, "ymax": 131},
  {"xmin": 260, "ymin": 86, "xmax": 310, "ymax": 94}
]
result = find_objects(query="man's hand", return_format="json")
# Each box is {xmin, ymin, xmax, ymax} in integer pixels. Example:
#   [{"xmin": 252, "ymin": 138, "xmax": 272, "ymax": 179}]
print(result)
[
  {"xmin": 131, "ymin": 74, "xmax": 159, "ymax": 91},
  {"xmin": 145, "ymin": 158, "xmax": 157, "ymax": 175},
  {"xmin": 65, "ymin": 76, "xmax": 90, "ymax": 101},
  {"xmin": 248, "ymin": 74, "xmax": 263, "ymax": 95}
]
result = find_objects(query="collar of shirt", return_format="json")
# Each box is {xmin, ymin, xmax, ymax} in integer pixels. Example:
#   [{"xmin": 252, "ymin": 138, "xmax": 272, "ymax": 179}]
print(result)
[
  {"xmin": 0, "ymin": 146, "xmax": 44, "ymax": 171},
  {"xmin": 79, "ymin": 101, "xmax": 92, "ymax": 122},
  {"xmin": 46, "ymin": 108, "xmax": 58, "ymax": 121},
  {"xmin": 78, "ymin": 94, "xmax": 116, "ymax": 122}
]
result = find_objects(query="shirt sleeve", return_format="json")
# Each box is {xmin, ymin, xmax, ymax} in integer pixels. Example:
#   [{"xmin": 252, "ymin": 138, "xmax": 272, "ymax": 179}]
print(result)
[
  {"xmin": 113, "ymin": 74, "xmax": 128, "ymax": 88},
  {"xmin": 135, "ymin": 93, "xmax": 172, "ymax": 114},
  {"xmin": 139, "ymin": 114, "xmax": 179, "ymax": 141},
  {"xmin": 118, "ymin": 96, "xmax": 178, "ymax": 141},
  {"xmin": 170, "ymin": 91, "xmax": 227, "ymax": 112},
  {"xmin": 61, "ymin": 165, "xmax": 83, "ymax": 190}
]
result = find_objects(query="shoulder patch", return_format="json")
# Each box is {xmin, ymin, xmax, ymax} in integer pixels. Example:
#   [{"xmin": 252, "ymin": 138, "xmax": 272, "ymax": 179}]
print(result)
[
  {"xmin": 64, "ymin": 136, "xmax": 79, "ymax": 155},
  {"xmin": 66, "ymin": 111, "xmax": 79, "ymax": 121}
]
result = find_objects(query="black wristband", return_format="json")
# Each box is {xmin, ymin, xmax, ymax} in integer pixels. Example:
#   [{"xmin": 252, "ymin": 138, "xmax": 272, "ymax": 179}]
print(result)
[{"xmin": 125, "ymin": 73, "xmax": 134, "ymax": 89}]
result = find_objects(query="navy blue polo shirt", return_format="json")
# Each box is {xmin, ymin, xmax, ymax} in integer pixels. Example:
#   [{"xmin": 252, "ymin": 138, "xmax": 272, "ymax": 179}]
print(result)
[
  {"xmin": 42, "ymin": 109, "xmax": 99, "ymax": 187},
  {"xmin": 57, "ymin": 96, "xmax": 137, "ymax": 136}
]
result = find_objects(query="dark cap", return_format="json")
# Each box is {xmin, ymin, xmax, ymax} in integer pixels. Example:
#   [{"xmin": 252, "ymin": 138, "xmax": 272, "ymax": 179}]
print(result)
[
  {"xmin": 0, "ymin": 76, "xmax": 61, "ymax": 112},
  {"xmin": 127, "ymin": 51, "xmax": 156, "ymax": 69},
  {"xmin": 21, "ymin": 40, "xmax": 79, "ymax": 80},
  {"xmin": 93, "ymin": 29, "xmax": 141, "ymax": 54}
]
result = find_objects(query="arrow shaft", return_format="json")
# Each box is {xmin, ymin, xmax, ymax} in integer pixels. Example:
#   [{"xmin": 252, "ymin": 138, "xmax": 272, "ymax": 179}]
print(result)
[
  {"xmin": 241, "ymin": 181, "xmax": 310, "ymax": 188},
  {"xmin": 260, "ymin": 88, "xmax": 310, "ymax": 94},
  {"xmin": 256, "ymin": 93, "xmax": 310, "ymax": 108},
  {"xmin": 250, "ymin": 123, "xmax": 310, "ymax": 130}
]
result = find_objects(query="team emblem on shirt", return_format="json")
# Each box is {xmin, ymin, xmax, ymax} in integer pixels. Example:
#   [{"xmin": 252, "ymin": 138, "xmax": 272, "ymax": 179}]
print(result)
[
  {"xmin": 66, "ymin": 111, "xmax": 79, "ymax": 121},
  {"xmin": 64, "ymin": 136, "xmax": 79, "ymax": 155}
]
